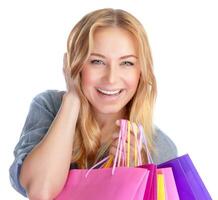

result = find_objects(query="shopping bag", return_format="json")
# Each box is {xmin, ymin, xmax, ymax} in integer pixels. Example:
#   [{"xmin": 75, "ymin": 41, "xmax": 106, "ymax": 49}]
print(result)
[
  {"xmin": 138, "ymin": 164, "xmax": 157, "ymax": 200},
  {"xmin": 158, "ymin": 154, "xmax": 212, "ymax": 200},
  {"xmin": 55, "ymin": 167, "xmax": 149, "ymax": 200},
  {"xmin": 139, "ymin": 165, "xmax": 179, "ymax": 200},
  {"xmin": 55, "ymin": 119, "xmax": 149, "ymax": 200},
  {"xmin": 138, "ymin": 120, "xmax": 212, "ymax": 199},
  {"xmin": 157, "ymin": 168, "xmax": 179, "ymax": 200},
  {"xmin": 157, "ymin": 173, "xmax": 166, "ymax": 200},
  {"xmin": 135, "ymin": 123, "xmax": 157, "ymax": 200}
]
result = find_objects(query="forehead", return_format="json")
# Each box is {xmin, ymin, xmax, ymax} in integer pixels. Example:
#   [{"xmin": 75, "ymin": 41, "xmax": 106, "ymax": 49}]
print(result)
[{"xmin": 90, "ymin": 27, "xmax": 138, "ymax": 57}]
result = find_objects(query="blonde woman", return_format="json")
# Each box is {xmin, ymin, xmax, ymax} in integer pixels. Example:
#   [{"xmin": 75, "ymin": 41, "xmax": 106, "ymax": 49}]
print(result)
[{"xmin": 9, "ymin": 8, "xmax": 177, "ymax": 199}]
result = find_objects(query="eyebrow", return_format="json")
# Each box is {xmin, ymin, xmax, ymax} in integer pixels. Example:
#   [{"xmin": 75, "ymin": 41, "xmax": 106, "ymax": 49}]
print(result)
[{"xmin": 90, "ymin": 53, "xmax": 138, "ymax": 59}]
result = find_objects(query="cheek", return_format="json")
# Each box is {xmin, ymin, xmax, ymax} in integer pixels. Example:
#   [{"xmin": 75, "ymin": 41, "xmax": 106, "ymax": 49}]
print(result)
[
  {"xmin": 81, "ymin": 67, "xmax": 99, "ymax": 94},
  {"xmin": 125, "ymin": 72, "xmax": 140, "ymax": 90}
]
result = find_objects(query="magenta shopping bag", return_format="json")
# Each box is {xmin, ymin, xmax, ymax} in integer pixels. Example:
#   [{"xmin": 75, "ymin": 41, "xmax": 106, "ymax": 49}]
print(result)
[
  {"xmin": 158, "ymin": 154, "xmax": 212, "ymax": 200},
  {"xmin": 138, "ymin": 164, "xmax": 157, "ymax": 200},
  {"xmin": 55, "ymin": 167, "xmax": 149, "ymax": 200}
]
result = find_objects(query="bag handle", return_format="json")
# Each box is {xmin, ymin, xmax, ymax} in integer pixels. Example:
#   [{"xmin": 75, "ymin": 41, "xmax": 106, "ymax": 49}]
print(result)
[{"xmin": 138, "ymin": 123, "xmax": 153, "ymax": 164}]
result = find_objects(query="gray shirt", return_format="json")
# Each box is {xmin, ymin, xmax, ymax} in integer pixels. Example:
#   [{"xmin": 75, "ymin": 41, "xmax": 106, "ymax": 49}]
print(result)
[{"xmin": 9, "ymin": 89, "xmax": 178, "ymax": 197}]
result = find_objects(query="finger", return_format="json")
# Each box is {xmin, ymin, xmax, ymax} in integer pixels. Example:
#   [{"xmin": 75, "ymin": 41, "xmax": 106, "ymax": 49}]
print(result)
[
  {"xmin": 113, "ymin": 120, "xmax": 141, "ymax": 149},
  {"xmin": 115, "ymin": 119, "xmax": 120, "ymax": 126},
  {"xmin": 63, "ymin": 53, "xmax": 67, "ymax": 67},
  {"xmin": 111, "ymin": 139, "xmax": 135, "ymax": 154},
  {"xmin": 112, "ymin": 129, "xmax": 137, "ymax": 148},
  {"xmin": 110, "ymin": 142, "xmax": 136, "ymax": 160},
  {"xmin": 129, "ymin": 123, "xmax": 140, "ymax": 143},
  {"xmin": 63, "ymin": 55, "xmax": 68, "ymax": 76},
  {"xmin": 112, "ymin": 133, "xmax": 119, "ymax": 140},
  {"xmin": 109, "ymin": 145, "xmax": 117, "ymax": 156},
  {"xmin": 116, "ymin": 120, "xmax": 139, "ymax": 138},
  {"xmin": 111, "ymin": 138, "xmax": 119, "ymax": 147},
  {"xmin": 115, "ymin": 120, "xmax": 137, "ymax": 129},
  {"xmin": 124, "ymin": 128, "xmax": 137, "ymax": 145}
]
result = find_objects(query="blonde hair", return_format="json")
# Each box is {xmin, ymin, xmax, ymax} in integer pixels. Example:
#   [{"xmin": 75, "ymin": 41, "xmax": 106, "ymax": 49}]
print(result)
[{"xmin": 66, "ymin": 8, "xmax": 157, "ymax": 168}]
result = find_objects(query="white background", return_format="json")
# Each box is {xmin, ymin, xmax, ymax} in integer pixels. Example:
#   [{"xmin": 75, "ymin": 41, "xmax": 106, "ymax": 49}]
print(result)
[{"xmin": 0, "ymin": 0, "xmax": 217, "ymax": 199}]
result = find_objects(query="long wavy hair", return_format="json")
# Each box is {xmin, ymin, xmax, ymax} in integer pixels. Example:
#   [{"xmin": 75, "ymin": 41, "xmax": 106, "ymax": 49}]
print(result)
[{"xmin": 66, "ymin": 8, "xmax": 157, "ymax": 168}]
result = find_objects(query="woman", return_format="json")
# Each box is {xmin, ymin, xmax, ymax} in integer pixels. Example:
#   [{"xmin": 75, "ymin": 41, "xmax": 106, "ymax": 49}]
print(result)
[{"xmin": 9, "ymin": 8, "xmax": 177, "ymax": 199}]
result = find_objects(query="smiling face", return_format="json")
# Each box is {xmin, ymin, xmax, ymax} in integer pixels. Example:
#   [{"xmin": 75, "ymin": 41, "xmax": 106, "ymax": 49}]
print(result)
[{"xmin": 81, "ymin": 27, "xmax": 141, "ymax": 116}]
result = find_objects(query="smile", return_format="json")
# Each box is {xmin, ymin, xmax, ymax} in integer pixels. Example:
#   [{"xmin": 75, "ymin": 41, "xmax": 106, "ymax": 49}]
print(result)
[
  {"xmin": 96, "ymin": 88, "xmax": 124, "ymax": 100},
  {"xmin": 97, "ymin": 88, "xmax": 122, "ymax": 95}
]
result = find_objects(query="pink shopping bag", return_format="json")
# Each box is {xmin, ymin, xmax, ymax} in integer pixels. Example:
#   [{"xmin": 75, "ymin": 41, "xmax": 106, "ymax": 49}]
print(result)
[
  {"xmin": 157, "ymin": 168, "xmax": 179, "ymax": 200},
  {"xmin": 55, "ymin": 166, "xmax": 149, "ymax": 200}
]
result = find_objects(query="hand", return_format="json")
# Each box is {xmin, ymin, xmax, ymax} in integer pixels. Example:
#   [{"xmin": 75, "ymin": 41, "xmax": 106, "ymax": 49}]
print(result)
[
  {"xmin": 63, "ymin": 53, "xmax": 80, "ymax": 103},
  {"xmin": 109, "ymin": 120, "xmax": 142, "ymax": 167}
]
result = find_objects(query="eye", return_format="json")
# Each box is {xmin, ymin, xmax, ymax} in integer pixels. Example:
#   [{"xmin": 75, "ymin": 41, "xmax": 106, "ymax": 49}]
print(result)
[
  {"xmin": 121, "ymin": 61, "xmax": 134, "ymax": 66},
  {"xmin": 90, "ymin": 59, "xmax": 105, "ymax": 65}
]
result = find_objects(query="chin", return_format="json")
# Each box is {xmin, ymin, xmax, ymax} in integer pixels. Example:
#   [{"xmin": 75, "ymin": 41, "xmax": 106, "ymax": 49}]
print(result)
[{"xmin": 95, "ymin": 106, "xmax": 123, "ymax": 114}]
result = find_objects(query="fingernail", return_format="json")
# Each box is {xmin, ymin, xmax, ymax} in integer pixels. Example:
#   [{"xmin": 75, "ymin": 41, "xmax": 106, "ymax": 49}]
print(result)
[{"xmin": 116, "ymin": 120, "xmax": 120, "ymax": 125}]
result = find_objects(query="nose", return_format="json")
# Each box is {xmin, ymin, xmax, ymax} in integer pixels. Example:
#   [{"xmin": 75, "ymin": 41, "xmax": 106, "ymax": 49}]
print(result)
[{"xmin": 104, "ymin": 64, "xmax": 119, "ymax": 84}]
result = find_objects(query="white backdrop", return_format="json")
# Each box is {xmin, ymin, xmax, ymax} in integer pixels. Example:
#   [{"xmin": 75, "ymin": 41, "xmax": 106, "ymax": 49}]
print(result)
[{"xmin": 0, "ymin": 0, "xmax": 217, "ymax": 199}]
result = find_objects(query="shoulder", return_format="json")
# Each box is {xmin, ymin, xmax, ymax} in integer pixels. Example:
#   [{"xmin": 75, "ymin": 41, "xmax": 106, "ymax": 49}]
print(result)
[
  {"xmin": 151, "ymin": 126, "xmax": 178, "ymax": 164},
  {"xmin": 32, "ymin": 89, "xmax": 66, "ymax": 114}
]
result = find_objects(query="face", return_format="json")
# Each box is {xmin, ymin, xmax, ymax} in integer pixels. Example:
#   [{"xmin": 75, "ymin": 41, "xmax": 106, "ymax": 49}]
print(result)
[{"xmin": 81, "ymin": 27, "xmax": 141, "ymax": 115}]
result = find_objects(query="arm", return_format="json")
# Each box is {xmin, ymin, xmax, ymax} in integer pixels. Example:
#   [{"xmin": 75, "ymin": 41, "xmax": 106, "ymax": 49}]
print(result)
[
  {"xmin": 20, "ymin": 92, "xmax": 80, "ymax": 200},
  {"xmin": 9, "ymin": 53, "xmax": 80, "ymax": 199}
]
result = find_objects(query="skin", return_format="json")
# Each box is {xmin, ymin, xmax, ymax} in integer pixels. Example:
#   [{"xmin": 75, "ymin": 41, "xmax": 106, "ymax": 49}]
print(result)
[{"xmin": 80, "ymin": 27, "xmax": 142, "ymax": 166}]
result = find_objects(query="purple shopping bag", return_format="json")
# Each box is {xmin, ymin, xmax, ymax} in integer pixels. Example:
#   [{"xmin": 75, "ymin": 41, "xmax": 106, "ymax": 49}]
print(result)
[
  {"xmin": 54, "ymin": 166, "xmax": 149, "ymax": 200},
  {"xmin": 158, "ymin": 154, "xmax": 212, "ymax": 200}
]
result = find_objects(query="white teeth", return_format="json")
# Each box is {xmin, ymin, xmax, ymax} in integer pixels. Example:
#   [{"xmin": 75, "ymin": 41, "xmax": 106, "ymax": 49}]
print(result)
[{"xmin": 97, "ymin": 88, "xmax": 121, "ymax": 95}]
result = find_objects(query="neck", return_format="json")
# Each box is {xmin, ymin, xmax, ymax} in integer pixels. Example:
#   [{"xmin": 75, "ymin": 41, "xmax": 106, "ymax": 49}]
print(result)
[
  {"xmin": 93, "ymin": 108, "xmax": 128, "ymax": 143},
  {"xmin": 95, "ymin": 108, "xmax": 127, "ymax": 129}
]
